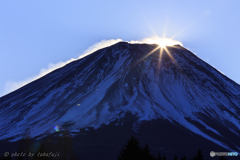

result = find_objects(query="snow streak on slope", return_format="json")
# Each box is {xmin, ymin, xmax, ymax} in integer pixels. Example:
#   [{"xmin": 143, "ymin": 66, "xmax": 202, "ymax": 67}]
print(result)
[{"xmin": 0, "ymin": 42, "xmax": 240, "ymax": 151}]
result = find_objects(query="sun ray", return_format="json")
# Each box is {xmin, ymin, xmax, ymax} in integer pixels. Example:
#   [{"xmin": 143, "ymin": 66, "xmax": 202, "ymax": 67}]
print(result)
[
  {"xmin": 120, "ymin": 45, "xmax": 160, "ymax": 77},
  {"xmin": 141, "ymin": 46, "xmax": 160, "ymax": 62},
  {"xmin": 162, "ymin": 31, "xmax": 166, "ymax": 39},
  {"xmin": 147, "ymin": 37, "xmax": 184, "ymax": 75},
  {"xmin": 163, "ymin": 46, "xmax": 185, "ymax": 74},
  {"xmin": 170, "ymin": 23, "xmax": 192, "ymax": 40},
  {"xmin": 128, "ymin": 36, "xmax": 185, "ymax": 79},
  {"xmin": 163, "ymin": 47, "xmax": 175, "ymax": 62},
  {"xmin": 157, "ymin": 47, "xmax": 164, "ymax": 77}
]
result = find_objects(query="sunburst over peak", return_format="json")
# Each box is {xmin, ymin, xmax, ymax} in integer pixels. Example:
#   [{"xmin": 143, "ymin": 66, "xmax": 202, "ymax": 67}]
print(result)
[{"xmin": 142, "ymin": 36, "xmax": 183, "ymax": 48}]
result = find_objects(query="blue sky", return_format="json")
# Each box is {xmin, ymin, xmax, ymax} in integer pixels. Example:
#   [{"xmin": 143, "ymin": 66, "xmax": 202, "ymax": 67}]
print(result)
[{"xmin": 1, "ymin": 0, "xmax": 240, "ymax": 96}]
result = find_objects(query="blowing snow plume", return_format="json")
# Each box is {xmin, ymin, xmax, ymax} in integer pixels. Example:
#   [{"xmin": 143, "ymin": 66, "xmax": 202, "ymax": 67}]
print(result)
[{"xmin": 1, "ymin": 39, "xmax": 123, "ymax": 97}]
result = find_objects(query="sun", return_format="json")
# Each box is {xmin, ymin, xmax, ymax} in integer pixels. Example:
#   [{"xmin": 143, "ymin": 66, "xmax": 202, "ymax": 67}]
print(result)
[
  {"xmin": 128, "ymin": 35, "xmax": 183, "ymax": 76},
  {"xmin": 138, "ymin": 36, "xmax": 183, "ymax": 62},
  {"xmin": 128, "ymin": 36, "xmax": 184, "ymax": 76},
  {"xmin": 143, "ymin": 36, "xmax": 183, "ymax": 48}
]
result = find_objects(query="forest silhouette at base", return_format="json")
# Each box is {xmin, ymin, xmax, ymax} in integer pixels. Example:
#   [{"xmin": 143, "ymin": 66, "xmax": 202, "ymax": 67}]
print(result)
[
  {"xmin": 117, "ymin": 136, "xmax": 228, "ymax": 160},
  {"xmin": 0, "ymin": 134, "xmax": 230, "ymax": 160}
]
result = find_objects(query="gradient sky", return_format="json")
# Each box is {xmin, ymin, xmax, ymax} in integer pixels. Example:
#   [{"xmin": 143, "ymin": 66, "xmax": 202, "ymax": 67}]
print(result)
[{"xmin": 1, "ymin": 0, "xmax": 240, "ymax": 97}]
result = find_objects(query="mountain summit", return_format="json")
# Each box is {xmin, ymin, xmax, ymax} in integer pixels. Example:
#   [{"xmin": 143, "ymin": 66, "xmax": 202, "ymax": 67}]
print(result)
[{"xmin": 0, "ymin": 42, "xmax": 240, "ymax": 158}]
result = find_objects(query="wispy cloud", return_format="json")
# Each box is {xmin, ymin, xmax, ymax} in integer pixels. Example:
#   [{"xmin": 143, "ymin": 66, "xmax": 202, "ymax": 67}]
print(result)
[{"xmin": 1, "ymin": 37, "xmax": 182, "ymax": 97}]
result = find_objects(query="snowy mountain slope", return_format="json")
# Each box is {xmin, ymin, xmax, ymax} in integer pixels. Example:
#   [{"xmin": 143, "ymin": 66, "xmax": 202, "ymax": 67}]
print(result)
[{"xmin": 0, "ymin": 42, "xmax": 240, "ymax": 151}]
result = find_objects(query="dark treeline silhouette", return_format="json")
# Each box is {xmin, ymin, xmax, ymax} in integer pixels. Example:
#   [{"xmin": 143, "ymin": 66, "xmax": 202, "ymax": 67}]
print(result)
[
  {"xmin": 118, "ymin": 136, "xmax": 229, "ymax": 160},
  {"xmin": 118, "ymin": 136, "xmax": 155, "ymax": 160},
  {"xmin": 0, "ymin": 134, "xmax": 231, "ymax": 160}
]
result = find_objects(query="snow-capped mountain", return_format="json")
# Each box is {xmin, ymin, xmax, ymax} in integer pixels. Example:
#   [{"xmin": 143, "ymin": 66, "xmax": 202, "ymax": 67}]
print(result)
[{"xmin": 0, "ymin": 42, "xmax": 240, "ymax": 155}]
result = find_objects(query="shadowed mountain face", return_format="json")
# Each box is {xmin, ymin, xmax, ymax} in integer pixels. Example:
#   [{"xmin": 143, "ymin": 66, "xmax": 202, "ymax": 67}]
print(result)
[{"xmin": 0, "ymin": 42, "xmax": 240, "ymax": 158}]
